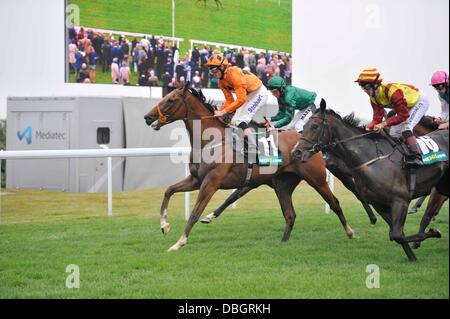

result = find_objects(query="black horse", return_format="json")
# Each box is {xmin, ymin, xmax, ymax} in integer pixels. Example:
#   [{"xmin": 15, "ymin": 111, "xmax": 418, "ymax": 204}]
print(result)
[{"xmin": 292, "ymin": 100, "xmax": 449, "ymax": 262}]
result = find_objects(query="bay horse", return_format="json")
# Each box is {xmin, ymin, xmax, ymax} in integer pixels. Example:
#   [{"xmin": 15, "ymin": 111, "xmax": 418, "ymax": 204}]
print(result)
[
  {"xmin": 292, "ymin": 100, "xmax": 449, "ymax": 261},
  {"xmin": 201, "ymin": 147, "xmax": 378, "ymax": 225},
  {"xmin": 144, "ymin": 83, "xmax": 355, "ymax": 251}
]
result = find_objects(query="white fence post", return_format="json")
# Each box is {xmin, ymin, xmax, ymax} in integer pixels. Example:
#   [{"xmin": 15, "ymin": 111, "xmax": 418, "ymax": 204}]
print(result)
[
  {"xmin": 185, "ymin": 162, "xmax": 190, "ymax": 221},
  {"xmin": 232, "ymin": 188, "xmax": 237, "ymax": 209},
  {"xmin": 325, "ymin": 169, "xmax": 334, "ymax": 214},
  {"xmin": 100, "ymin": 145, "xmax": 112, "ymax": 216}
]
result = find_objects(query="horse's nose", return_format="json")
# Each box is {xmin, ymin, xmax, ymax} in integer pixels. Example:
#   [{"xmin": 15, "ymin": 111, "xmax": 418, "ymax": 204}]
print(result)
[{"xmin": 144, "ymin": 114, "xmax": 155, "ymax": 126}]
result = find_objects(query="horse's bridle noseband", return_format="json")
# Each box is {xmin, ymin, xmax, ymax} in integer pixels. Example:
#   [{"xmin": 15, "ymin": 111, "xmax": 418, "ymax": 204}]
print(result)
[
  {"xmin": 299, "ymin": 113, "xmax": 332, "ymax": 153},
  {"xmin": 156, "ymin": 90, "xmax": 189, "ymax": 124}
]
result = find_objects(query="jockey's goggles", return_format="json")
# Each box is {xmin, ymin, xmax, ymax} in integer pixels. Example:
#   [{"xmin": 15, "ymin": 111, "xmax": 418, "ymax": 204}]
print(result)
[
  {"xmin": 432, "ymin": 83, "xmax": 447, "ymax": 90},
  {"xmin": 208, "ymin": 66, "xmax": 221, "ymax": 74},
  {"xmin": 359, "ymin": 82, "xmax": 374, "ymax": 90}
]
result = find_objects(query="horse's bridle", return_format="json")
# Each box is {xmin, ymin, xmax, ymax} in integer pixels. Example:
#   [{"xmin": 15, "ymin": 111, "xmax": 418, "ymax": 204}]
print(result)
[
  {"xmin": 299, "ymin": 111, "xmax": 395, "ymax": 171},
  {"xmin": 156, "ymin": 90, "xmax": 189, "ymax": 124},
  {"xmin": 299, "ymin": 112, "xmax": 332, "ymax": 153},
  {"xmin": 155, "ymin": 89, "xmax": 222, "ymax": 124},
  {"xmin": 300, "ymin": 112, "xmax": 376, "ymax": 153}
]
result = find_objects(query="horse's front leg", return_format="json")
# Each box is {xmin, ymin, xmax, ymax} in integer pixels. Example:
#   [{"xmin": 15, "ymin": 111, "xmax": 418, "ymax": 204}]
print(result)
[
  {"xmin": 160, "ymin": 174, "xmax": 200, "ymax": 235},
  {"xmin": 330, "ymin": 167, "xmax": 377, "ymax": 225},
  {"xmin": 168, "ymin": 167, "xmax": 230, "ymax": 251},
  {"xmin": 389, "ymin": 200, "xmax": 418, "ymax": 262}
]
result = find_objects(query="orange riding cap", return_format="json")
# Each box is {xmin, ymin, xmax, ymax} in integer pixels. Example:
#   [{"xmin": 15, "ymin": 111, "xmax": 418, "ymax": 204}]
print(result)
[
  {"xmin": 205, "ymin": 53, "xmax": 229, "ymax": 67},
  {"xmin": 219, "ymin": 66, "xmax": 262, "ymax": 113}
]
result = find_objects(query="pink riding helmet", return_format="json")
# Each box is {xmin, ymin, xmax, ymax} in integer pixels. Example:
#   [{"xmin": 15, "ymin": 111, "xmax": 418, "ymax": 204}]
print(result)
[{"xmin": 430, "ymin": 70, "xmax": 449, "ymax": 85}]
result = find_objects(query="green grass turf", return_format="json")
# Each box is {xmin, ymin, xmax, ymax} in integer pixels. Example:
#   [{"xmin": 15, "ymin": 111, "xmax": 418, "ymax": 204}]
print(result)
[
  {"xmin": 70, "ymin": 0, "xmax": 291, "ymax": 54},
  {"xmin": 0, "ymin": 180, "xmax": 448, "ymax": 298}
]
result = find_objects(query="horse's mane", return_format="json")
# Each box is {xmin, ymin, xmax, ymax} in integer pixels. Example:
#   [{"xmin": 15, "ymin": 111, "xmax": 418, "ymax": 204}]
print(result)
[
  {"xmin": 319, "ymin": 108, "xmax": 366, "ymax": 131},
  {"xmin": 188, "ymin": 88, "xmax": 217, "ymax": 114},
  {"xmin": 319, "ymin": 108, "xmax": 385, "ymax": 140}
]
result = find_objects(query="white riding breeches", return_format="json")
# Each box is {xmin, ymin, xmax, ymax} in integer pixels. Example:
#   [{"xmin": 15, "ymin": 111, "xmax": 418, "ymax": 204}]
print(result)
[
  {"xmin": 231, "ymin": 85, "xmax": 268, "ymax": 127},
  {"xmin": 390, "ymin": 91, "xmax": 430, "ymax": 138}
]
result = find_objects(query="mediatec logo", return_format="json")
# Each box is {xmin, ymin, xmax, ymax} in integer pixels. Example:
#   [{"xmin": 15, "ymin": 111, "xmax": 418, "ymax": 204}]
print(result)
[
  {"xmin": 18, "ymin": 126, "xmax": 66, "ymax": 144},
  {"xmin": 17, "ymin": 126, "xmax": 32, "ymax": 144}
]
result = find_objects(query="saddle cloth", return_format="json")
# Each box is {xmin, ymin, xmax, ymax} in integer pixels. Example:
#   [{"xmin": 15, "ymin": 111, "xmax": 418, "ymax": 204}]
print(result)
[
  {"xmin": 226, "ymin": 127, "xmax": 282, "ymax": 166},
  {"xmin": 403, "ymin": 136, "xmax": 448, "ymax": 165}
]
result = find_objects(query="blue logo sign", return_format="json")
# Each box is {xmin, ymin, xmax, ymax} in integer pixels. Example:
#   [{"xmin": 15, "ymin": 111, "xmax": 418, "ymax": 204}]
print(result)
[{"xmin": 17, "ymin": 126, "xmax": 32, "ymax": 144}]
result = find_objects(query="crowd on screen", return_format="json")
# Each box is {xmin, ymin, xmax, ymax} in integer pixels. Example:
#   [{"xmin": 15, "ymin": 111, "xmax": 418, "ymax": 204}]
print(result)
[{"xmin": 67, "ymin": 26, "xmax": 292, "ymax": 88}]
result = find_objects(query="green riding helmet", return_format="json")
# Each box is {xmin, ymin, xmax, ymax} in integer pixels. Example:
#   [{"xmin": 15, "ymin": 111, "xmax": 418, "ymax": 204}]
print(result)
[{"xmin": 267, "ymin": 76, "xmax": 286, "ymax": 89}]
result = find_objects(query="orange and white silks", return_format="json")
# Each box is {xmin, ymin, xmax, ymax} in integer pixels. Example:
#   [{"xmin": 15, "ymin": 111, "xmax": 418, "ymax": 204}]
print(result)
[{"xmin": 219, "ymin": 66, "xmax": 262, "ymax": 114}]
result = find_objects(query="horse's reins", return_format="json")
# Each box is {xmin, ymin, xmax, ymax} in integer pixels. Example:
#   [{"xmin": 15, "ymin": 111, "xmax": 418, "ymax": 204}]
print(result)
[{"xmin": 300, "ymin": 113, "xmax": 395, "ymax": 171}]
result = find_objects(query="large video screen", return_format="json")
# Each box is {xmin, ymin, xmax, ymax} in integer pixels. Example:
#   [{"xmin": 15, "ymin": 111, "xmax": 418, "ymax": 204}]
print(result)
[{"xmin": 65, "ymin": 0, "xmax": 292, "ymax": 89}]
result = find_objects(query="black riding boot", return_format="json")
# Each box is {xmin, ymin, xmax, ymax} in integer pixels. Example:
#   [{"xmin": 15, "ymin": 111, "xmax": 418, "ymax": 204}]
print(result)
[{"xmin": 405, "ymin": 142, "xmax": 424, "ymax": 168}]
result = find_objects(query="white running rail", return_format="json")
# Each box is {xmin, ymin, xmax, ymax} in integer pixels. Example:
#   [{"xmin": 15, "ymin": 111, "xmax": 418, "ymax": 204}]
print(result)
[{"xmin": 0, "ymin": 147, "xmax": 191, "ymax": 223}]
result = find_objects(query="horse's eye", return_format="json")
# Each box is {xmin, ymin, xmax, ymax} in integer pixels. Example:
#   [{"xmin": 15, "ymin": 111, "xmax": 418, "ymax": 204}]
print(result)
[
  {"xmin": 167, "ymin": 99, "xmax": 174, "ymax": 104},
  {"xmin": 311, "ymin": 124, "xmax": 318, "ymax": 130}
]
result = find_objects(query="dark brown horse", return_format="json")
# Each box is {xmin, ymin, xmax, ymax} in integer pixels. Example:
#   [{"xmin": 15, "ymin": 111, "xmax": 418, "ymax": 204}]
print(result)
[
  {"xmin": 292, "ymin": 100, "xmax": 448, "ymax": 261},
  {"xmin": 144, "ymin": 83, "xmax": 355, "ymax": 251}
]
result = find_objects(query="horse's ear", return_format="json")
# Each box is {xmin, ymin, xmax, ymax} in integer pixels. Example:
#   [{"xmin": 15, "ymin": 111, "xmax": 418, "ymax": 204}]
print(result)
[
  {"xmin": 175, "ymin": 80, "xmax": 180, "ymax": 89},
  {"xmin": 310, "ymin": 104, "xmax": 317, "ymax": 113},
  {"xmin": 320, "ymin": 98, "xmax": 326, "ymax": 113},
  {"xmin": 183, "ymin": 81, "xmax": 191, "ymax": 94}
]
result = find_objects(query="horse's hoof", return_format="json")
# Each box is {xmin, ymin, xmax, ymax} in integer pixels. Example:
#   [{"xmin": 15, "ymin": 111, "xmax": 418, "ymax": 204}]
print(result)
[
  {"xmin": 430, "ymin": 228, "xmax": 442, "ymax": 238},
  {"xmin": 200, "ymin": 213, "xmax": 215, "ymax": 224},
  {"xmin": 168, "ymin": 242, "xmax": 185, "ymax": 252},
  {"xmin": 412, "ymin": 242, "xmax": 421, "ymax": 250},
  {"xmin": 167, "ymin": 245, "xmax": 178, "ymax": 252},
  {"xmin": 200, "ymin": 217, "xmax": 212, "ymax": 224},
  {"xmin": 161, "ymin": 223, "xmax": 171, "ymax": 235},
  {"xmin": 408, "ymin": 209, "xmax": 418, "ymax": 214}
]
